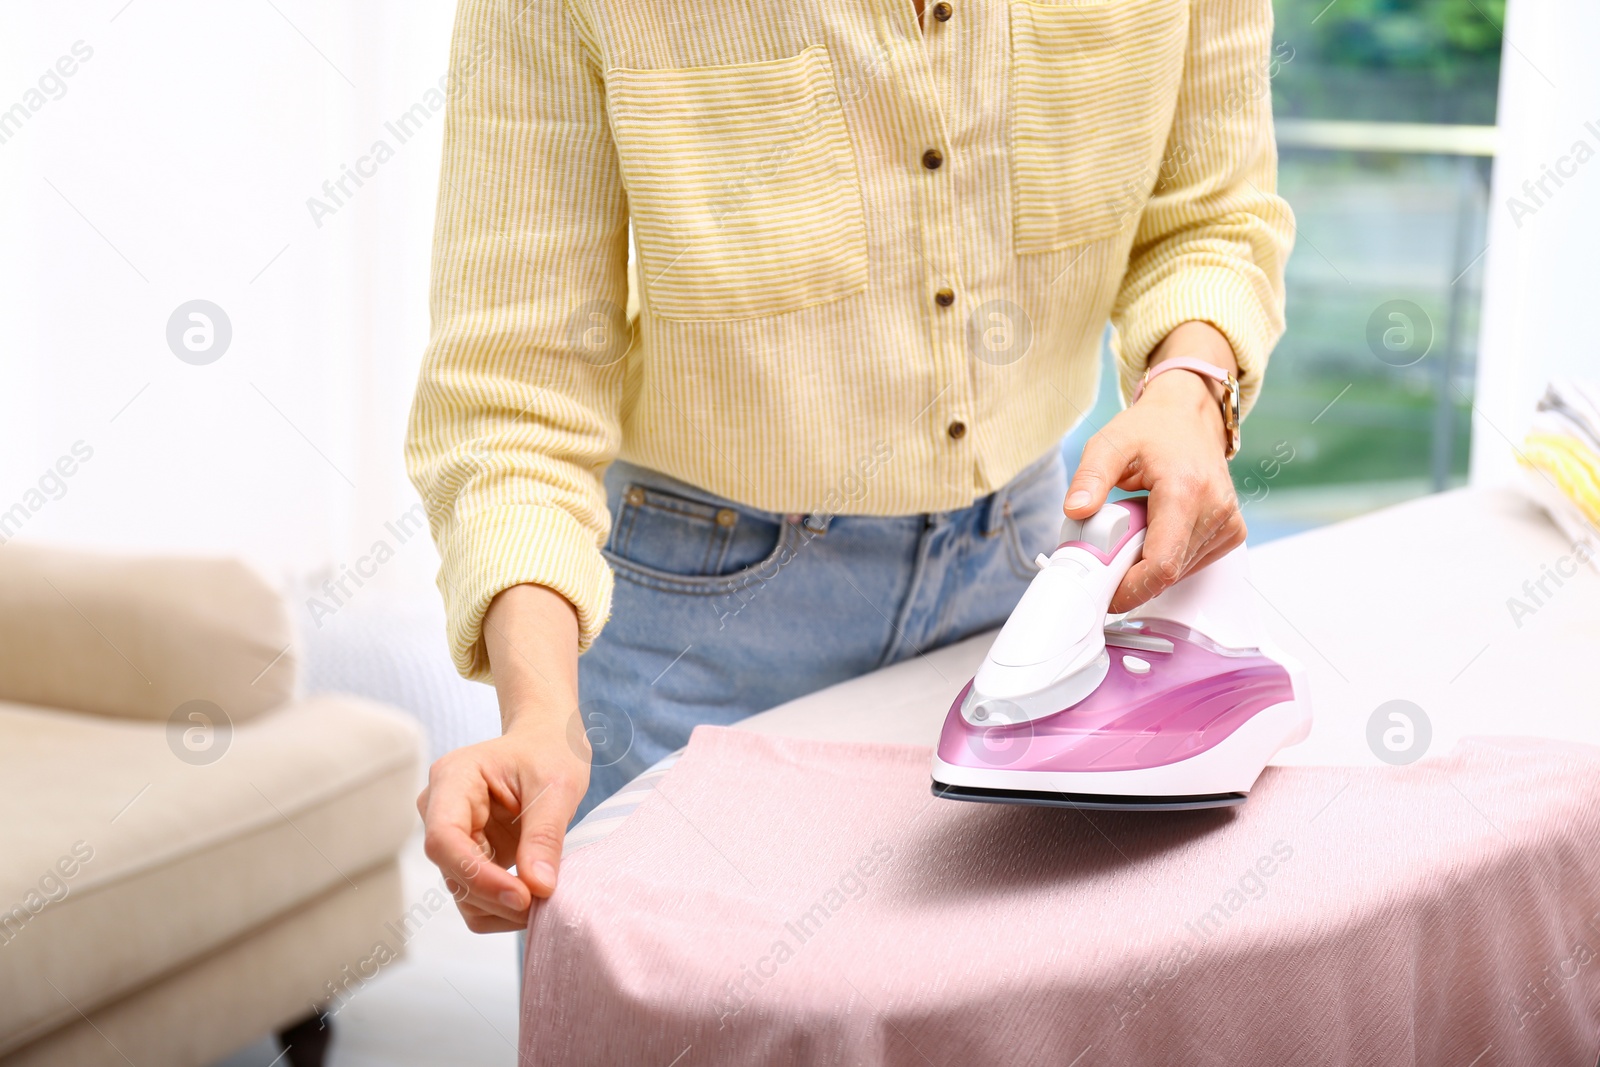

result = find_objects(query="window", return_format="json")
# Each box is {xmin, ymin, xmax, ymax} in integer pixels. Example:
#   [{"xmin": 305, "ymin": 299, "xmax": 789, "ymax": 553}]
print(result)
[{"xmin": 1064, "ymin": 0, "xmax": 1505, "ymax": 544}]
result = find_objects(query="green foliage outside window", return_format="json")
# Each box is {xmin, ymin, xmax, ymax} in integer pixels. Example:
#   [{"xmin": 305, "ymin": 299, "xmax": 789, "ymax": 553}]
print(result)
[{"xmin": 1272, "ymin": 0, "xmax": 1505, "ymax": 124}]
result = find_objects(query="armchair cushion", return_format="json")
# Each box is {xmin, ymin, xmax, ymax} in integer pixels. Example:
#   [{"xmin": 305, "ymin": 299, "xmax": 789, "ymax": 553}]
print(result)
[{"xmin": 0, "ymin": 694, "xmax": 423, "ymax": 1054}]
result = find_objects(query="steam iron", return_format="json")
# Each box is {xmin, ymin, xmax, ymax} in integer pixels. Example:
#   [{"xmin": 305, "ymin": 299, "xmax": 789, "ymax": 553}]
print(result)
[{"xmin": 930, "ymin": 495, "xmax": 1311, "ymax": 811}]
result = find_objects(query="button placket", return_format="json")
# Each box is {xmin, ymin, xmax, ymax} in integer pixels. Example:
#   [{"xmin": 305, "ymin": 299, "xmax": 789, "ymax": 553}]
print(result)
[{"xmin": 884, "ymin": 0, "xmax": 972, "ymax": 502}]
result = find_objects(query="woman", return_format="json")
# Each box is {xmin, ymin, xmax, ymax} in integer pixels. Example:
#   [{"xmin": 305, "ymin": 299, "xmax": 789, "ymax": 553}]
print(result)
[{"xmin": 406, "ymin": 0, "xmax": 1293, "ymax": 932}]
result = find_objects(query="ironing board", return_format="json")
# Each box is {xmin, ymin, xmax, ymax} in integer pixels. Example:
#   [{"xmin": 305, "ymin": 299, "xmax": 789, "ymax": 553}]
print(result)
[{"xmin": 537, "ymin": 487, "xmax": 1600, "ymax": 1063}]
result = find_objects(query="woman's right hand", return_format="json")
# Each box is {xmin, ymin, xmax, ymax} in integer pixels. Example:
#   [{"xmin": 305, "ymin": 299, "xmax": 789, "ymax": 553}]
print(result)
[{"xmin": 417, "ymin": 583, "xmax": 588, "ymax": 933}]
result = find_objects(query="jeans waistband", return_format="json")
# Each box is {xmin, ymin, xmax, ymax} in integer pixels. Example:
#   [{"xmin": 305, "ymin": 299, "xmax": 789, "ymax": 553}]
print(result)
[
  {"xmin": 979, "ymin": 446, "xmax": 1063, "ymax": 536},
  {"xmin": 605, "ymin": 446, "xmax": 1063, "ymax": 534},
  {"xmin": 605, "ymin": 460, "xmax": 796, "ymax": 527}
]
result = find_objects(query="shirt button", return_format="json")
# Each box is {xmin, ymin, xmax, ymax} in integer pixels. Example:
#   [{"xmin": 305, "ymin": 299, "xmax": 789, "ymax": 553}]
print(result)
[
  {"xmin": 921, "ymin": 148, "xmax": 944, "ymax": 170},
  {"xmin": 933, "ymin": 1, "xmax": 953, "ymax": 20},
  {"xmin": 947, "ymin": 420, "xmax": 967, "ymax": 440},
  {"xmin": 934, "ymin": 287, "xmax": 955, "ymax": 307}
]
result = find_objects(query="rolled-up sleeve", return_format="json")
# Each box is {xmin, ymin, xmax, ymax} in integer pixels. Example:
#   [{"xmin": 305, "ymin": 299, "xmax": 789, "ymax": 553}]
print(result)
[
  {"xmin": 1110, "ymin": 0, "xmax": 1295, "ymax": 418},
  {"xmin": 405, "ymin": 0, "xmax": 629, "ymax": 681}
]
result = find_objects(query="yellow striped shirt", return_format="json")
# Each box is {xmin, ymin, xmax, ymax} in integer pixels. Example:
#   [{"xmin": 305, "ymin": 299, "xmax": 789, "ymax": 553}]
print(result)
[{"xmin": 406, "ymin": 0, "xmax": 1295, "ymax": 680}]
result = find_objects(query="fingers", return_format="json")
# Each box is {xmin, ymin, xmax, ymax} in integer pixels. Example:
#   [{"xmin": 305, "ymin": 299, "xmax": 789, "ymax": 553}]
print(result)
[
  {"xmin": 1182, "ymin": 498, "xmax": 1247, "ymax": 579},
  {"xmin": 421, "ymin": 754, "xmax": 533, "ymax": 927},
  {"xmin": 454, "ymin": 897, "xmax": 530, "ymax": 935},
  {"xmin": 480, "ymin": 798, "xmax": 524, "ymax": 871},
  {"xmin": 1112, "ymin": 481, "xmax": 1245, "ymax": 612},
  {"xmin": 1065, "ymin": 432, "xmax": 1130, "ymax": 517},
  {"xmin": 1112, "ymin": 477, "xmax": 1194, "ymax": 612},
  {"xmin": 514, "ymin": 775, "xmax": 583, "ymax": 900},
  {"xmin": 1084, "ymin": 378, "xmax": 1243, "ymax": 611}
]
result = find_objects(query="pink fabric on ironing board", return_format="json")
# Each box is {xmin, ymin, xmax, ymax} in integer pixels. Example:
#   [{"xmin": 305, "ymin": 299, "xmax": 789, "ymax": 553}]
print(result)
[{"xmin": 523, "ymin": 727, "xmax": 1600, "ymax": 1065}]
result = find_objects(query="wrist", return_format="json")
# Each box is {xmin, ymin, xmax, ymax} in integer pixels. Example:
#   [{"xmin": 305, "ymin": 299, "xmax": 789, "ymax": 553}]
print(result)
[
  {"xmin": 1141, "ymin": 371, "xmax": 1229, "ymax": 455},
  {"xmin": 483, "ymin": 583, "xmax": 580, "ymax": 736},
  {"xmin": 1135, "ymin": 328, "xmax": 1242, "ymax": 460},
  {"xmin": 1147, "ymin": 320, "xmax": 1239, "ymax": 378},
  {"xmin": 1141, "ymin": 362, "xmax": 1224, "ymax": 413}
]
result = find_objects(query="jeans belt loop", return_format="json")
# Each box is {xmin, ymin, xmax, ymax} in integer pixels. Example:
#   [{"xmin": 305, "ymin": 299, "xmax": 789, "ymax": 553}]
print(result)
[{"xmin": 802, "ymin": 513, "xmax": 833, "ymax": 536}]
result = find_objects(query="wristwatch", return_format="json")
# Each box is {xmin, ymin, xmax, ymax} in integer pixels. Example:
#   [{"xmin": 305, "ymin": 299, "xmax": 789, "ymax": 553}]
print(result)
[{"xmin": 1130, "ymin": 356, "xmax": 1241, "ymax": 460}]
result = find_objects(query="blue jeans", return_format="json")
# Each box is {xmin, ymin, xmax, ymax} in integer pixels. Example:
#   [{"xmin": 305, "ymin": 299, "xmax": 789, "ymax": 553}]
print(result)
[{"xmin": 573, "ymin": 445, "xmax": 1069, "ymax": 820}]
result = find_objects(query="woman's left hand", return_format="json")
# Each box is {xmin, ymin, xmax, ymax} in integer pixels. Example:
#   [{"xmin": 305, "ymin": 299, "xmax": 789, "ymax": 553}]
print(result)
[{"xmin": 1064, "ymin": 321, "xmax": 1245, "ymax": 613}]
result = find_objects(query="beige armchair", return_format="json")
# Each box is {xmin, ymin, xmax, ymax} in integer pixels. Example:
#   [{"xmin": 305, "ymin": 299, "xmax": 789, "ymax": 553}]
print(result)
[{"xmin": 0, "ymin": 543, "xmax": 425, "ymax": 1067}]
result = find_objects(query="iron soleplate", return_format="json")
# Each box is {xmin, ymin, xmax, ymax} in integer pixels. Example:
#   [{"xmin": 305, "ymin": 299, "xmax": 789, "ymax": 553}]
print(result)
[{"xmin": 930, "ymin": 781, "xmax": 1247, "ymax": 812}]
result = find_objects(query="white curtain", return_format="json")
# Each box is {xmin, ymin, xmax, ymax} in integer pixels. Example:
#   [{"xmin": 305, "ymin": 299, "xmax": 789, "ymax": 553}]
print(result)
[
  {"xmin": 0, "ymin": 0, "xmax": 458, "ymax": 602},
  {"xmin": 1472, "ymin": 0, "xmax": 1600, "ymax": 485}
]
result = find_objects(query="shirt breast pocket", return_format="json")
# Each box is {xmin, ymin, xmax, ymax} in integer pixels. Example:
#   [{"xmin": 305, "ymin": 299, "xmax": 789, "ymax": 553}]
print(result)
[
  {"xmin": 607, "ymin": 45, "xmax": 870, "ymax": 321},
  {"xmin": 1009, "ymin": 0, "xmax": 1189, "ymax": 256}
]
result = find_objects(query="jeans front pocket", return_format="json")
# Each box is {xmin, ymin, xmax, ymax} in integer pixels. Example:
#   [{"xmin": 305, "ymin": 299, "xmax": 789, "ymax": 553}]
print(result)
[
  {"xmin": 1009, "ymin": 0, "xmax": 1189, "ymax": 255},
  {"xmin": 605, "ymin": 482, "xmax": 793, "ymax": 595},
  {"xmin": 1001, "ymin": 450, "xmax": 1069, "ymax": 580},
  {"xmin": 607, "ymin": 46, "xmax": 870, "ymax": 321}
]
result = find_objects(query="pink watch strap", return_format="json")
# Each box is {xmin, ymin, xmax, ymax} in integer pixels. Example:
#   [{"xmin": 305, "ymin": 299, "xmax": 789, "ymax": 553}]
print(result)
[
  {"xmin": 1130, "ymin": 355, "xmax": 1242, "ymax": 459},
  {"xmin": 1129, "ymin": 356, "xmax": 1228, "ymax": 404}
]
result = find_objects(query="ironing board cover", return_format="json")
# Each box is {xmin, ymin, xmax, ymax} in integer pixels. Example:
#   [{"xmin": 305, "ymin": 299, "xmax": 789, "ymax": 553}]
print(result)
[{"xmin": 523, "ymin": 726, "xmax": 1600, "ymax": 1065}]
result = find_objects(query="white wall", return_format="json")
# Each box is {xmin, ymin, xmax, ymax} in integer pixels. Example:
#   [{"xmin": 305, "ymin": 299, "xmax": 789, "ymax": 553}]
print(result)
[
  {"xmin": 0, "ymin": 0, "xmax": 458, "ymax": 599},
  {"xmin": 1472, "ymin": 0, "xmax": 1600, "ymax": 485}
]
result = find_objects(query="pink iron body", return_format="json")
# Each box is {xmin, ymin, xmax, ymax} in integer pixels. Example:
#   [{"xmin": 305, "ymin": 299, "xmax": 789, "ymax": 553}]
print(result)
[{"xmin": 930, "ymin": 496, "xmax": 1312, "ymax": 810}]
